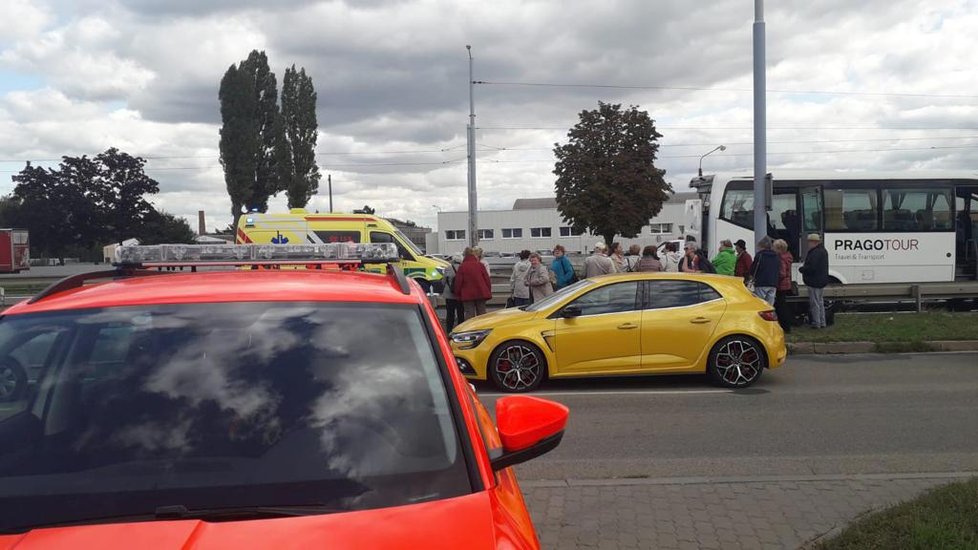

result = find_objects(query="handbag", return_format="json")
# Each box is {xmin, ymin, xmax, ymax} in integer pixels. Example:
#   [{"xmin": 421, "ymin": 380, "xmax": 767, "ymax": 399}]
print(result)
[{"xmin": 745, "ymin": 277, "xmax": 756, "ymax": 292}]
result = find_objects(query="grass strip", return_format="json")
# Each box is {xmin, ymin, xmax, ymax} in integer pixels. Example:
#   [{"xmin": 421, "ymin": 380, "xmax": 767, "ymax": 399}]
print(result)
[
  {"xmin": 816, "ymin": 478, "xmax": 978, "ymax": 549},
  {"xmin": 788, "ymin": 312, "xmax": 978, "ymax": 343}
]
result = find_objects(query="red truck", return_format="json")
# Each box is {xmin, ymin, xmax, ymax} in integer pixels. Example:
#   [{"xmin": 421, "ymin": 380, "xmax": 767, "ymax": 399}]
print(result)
[{"xmin": 0, "ymin": 229, "xmax": 29, "ymax": 273}]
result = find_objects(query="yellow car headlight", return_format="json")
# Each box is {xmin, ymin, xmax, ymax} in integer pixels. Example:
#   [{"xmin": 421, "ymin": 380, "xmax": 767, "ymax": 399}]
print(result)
[{"xmin": 450, "ymin": 329, "xmax": 492, "ymax": 350}]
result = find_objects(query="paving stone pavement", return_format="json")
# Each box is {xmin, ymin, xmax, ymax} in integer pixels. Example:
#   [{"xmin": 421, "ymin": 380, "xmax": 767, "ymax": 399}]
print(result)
[{"xmin": 520, "ymin": 473, "xmax": 975, "ymax": 549}]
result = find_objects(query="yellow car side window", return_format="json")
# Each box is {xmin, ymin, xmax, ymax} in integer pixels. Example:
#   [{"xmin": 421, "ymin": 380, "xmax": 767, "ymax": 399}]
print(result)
[{"xmin": 567, "ymin": 282, "xmax": 639, "ymax": 316}]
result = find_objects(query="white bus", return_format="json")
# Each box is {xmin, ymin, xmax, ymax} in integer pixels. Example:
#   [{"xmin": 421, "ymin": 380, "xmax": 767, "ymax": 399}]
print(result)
[{"xmin": 688, "ymin": 171, "xmax": 978, "ymax": 284}]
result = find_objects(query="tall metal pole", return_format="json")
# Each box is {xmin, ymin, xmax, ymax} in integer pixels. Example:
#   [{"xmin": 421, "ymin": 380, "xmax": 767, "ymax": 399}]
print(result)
[
  {"xmin": 466, "ymin": 45, "xmax": 479, "ymax": 248},
  {"xmin": 328, "ymin": 174, "xmax": 333, "ymax": 213},
  {"xmin": 752, "ymin": 0, "xmax": 767, "ymax": 247}
]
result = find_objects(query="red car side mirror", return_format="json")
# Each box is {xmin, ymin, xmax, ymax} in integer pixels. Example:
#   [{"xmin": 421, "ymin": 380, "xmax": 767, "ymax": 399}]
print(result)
[{"xmin": 491, "ymin": 396, "xmax": 569, "ymax": 471}]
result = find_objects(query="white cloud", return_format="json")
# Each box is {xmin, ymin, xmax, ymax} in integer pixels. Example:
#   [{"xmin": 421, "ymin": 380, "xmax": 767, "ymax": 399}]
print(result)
[{"xmin": 0, "ymin": 0, "xmax": 977, "ymax": 238}]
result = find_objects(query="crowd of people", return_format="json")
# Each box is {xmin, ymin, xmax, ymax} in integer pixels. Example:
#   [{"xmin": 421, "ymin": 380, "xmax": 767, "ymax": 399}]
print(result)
[{"xmin": 441, "ymin": 234, "xmax": 830, "ymax": 333}]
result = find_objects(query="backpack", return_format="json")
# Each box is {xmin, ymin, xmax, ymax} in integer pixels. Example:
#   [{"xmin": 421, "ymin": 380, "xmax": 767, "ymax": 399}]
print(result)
[{"xmin": 697, "ymin": 252, "xmax": 716, "ymax": 274}]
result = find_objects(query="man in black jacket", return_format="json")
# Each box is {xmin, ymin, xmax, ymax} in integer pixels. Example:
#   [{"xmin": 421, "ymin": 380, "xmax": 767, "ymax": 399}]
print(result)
[{"xmin": 799, "ymin": 233, "xmax": 829, "ymax": 328}]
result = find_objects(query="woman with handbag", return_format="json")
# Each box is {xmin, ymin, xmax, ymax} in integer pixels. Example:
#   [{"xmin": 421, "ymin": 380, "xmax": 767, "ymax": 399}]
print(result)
[
  {"xmin": 525, "ymin": 253, "xmax": 554, "ymax": 302},
  {"xmin": 551, "ymin": 245, "xmax": 577, "ymax": 289}
]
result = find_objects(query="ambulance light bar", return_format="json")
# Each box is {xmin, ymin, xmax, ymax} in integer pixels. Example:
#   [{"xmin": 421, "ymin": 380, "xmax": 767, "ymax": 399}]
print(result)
[{"xmin": 113, "ymin": 243, "xmax": 399, "ymax": 267}]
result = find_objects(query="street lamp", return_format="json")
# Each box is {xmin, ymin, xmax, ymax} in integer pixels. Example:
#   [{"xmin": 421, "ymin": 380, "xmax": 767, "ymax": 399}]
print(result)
[
  {"xmin": 698, "ymin": 145, "xmax": 726, "ymax": 177},
  {"xmin": 432, "ymin": 204, "xmax": 442, "ymax": 212}
]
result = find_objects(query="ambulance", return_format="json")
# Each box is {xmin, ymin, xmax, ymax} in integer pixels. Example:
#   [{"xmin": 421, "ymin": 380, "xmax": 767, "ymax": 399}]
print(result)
[{"xmin": 237, "ymin": 210, "xmax": 449, "ymax": 292}]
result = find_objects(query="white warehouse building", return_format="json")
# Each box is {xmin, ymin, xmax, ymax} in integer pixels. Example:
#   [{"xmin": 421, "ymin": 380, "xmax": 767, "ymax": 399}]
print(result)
[{"xmin": 428, "ymin": 193, "xmax": 697, "ymax": 256}]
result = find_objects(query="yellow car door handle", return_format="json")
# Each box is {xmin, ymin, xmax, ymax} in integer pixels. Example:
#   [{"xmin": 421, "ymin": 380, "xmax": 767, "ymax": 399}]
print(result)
[
  {"xmin": 690, "ymin": 317, "xmax": 712, "ymax": 324},
  {"xmin": 617, "ymin": 323, "xmax": 638, "ymax": 330}
]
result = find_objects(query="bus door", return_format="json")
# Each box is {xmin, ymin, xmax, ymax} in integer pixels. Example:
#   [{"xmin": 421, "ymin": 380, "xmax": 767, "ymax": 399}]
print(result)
[
  {"xmin": 957, "ymin": 186, "xmax": 978, "ymax": 278},
  {"xmin": 799, "ymin": 186, "xmax": 823, "ymax": 259}
]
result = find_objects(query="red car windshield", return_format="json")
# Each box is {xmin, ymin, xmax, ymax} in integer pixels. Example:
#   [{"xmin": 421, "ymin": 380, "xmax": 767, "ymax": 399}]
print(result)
[{"xmin": 0, "ymin": 302, "xmax": 472, "ymax": 533}]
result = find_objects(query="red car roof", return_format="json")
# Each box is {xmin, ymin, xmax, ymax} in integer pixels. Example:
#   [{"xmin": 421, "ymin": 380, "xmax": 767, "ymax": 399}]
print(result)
[{"xmin": 3, "ymin": 270, "xmax": 425, "ymax": 315}]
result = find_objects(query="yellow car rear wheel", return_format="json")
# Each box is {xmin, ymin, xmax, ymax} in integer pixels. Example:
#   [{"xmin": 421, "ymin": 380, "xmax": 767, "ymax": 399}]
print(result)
[
  {"xmin": 488, "ymin": 340, "xmax": 547, "ymax": 393},
  {"xmin": 707, "ymin": 335, "xmax": 766, "ymax": 389}
]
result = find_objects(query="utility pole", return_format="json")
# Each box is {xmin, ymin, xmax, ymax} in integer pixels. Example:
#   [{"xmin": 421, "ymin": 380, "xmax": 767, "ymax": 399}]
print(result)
[
  {"xmin": 753, "ymin": 0, "xmax": 768, "ymax": 247},
  {"xmin": 328, "ymin": 173, "xmax": 333, "ymax": 213},
  {"xmin": 466, "ymin": 45, "xmax": 479, "ymax": 248}
]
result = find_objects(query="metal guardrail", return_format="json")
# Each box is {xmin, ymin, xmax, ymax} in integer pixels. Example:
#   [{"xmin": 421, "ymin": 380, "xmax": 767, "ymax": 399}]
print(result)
[{"xmin": 4, "ymin": 270, "xmax": 978, "ymax": 312}]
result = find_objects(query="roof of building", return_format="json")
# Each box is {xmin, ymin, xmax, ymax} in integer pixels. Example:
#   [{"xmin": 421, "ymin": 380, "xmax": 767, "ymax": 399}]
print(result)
[{"xmin": 512, "ymin": 192, "xmax": 697, "ymax": 210}]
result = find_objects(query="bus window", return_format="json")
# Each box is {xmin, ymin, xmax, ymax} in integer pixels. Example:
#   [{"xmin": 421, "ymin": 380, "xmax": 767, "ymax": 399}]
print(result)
[
  {"xmin": 882, "ymin": 188, "xmax": 953, "ymax": 231},
  {"xmin": 824, "ymin": 188, "xmax": 879, "ymax": 232},
  {"xmin": 720, "ymin": 188, "xmax": 755, "ymax": 229}
]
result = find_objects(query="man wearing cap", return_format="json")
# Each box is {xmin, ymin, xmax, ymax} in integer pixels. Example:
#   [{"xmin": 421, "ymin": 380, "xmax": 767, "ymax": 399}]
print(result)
[
  {"xmin": 584, "ymin": 242, "xmax": 615, "ymax": 278},
  {"xmin": 734, "ymin": 239, "xmax": 753, "ymax": 280},
  {"xmin": 799, "ymin": 233, "xmax": 829, "ymax": 328}
]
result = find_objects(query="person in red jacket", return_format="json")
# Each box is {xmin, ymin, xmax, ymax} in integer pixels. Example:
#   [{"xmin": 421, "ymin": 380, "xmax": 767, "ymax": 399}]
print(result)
[
  {"xmin": 734, "ymin": 239, "xmax": 753, "ymax": 280},
  {"xmin": 454, "ymin": 247, "xmax": 492, "ymax": 319}
]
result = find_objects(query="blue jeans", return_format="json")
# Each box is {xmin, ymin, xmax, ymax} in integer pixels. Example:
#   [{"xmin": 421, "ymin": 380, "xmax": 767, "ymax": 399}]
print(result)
[{"xmin": 753, "ymin": 286, "xmax": 776, "ymax": 305}]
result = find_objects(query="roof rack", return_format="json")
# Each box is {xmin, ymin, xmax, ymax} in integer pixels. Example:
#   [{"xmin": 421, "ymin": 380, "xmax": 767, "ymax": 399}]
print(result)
[
  {"xmin": 386, "ymin": 264, "xmax": 411, "ymax": 295},
  {"xmin": 25, "ymin": 243, "xmax": 412, "ymax": 304},
  {"xmin": 27, "ymin": 268, "xmax": 170, "ymax": 304}
]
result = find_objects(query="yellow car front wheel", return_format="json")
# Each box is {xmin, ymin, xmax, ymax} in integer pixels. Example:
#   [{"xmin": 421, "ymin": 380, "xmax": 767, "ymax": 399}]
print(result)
[{"xmin": 488, "ymin": 341, "xmax": 546, "ymax": 393}]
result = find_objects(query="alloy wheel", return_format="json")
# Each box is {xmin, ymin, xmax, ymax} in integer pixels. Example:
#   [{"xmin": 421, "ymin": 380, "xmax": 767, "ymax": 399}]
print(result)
[
  {"xmin": 493, "ymin": 344, "xmax": 542, "ymax": 392},
  {"xmin": 714, "ymin": 339, "xmax": 762, "ymax": 387}
]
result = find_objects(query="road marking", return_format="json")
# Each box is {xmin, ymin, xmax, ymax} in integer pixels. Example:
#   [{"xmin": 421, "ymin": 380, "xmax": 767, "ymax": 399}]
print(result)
[
  {"xmin": 479, "ymin": 389, "xmax": 732, "ymax": 398},
  {"xmin": 520, "ymin": 470, "xmax": 978, "ymax": 488}
]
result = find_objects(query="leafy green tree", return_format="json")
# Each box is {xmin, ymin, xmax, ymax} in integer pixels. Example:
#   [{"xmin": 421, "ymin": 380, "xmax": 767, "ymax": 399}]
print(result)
[
  {"xmin": 12, "ymin": 163, "xmax": 96, "ymax": 260},
  {"xmin": 11, "ymin": 149, "xmax": 165, "ymax": 260},
  {"xmin": 219, "ymin": 63, "xmax": 258, "ymax": 228},
  {"xmin": 553, "ymin": 102, "xmax": 672, "ymax": 248},
  {"xmin": 219, "ymin": 50, "xmax": 291, "ymax": 226},
  {"xmin": 282, "ymin": 65, "xmax": 321, "ymax": 208},
  {"xmin": 137, "ymin": 211, "xmax": 196, "ymax": 244},
  {"xmin": 241, "ymin": 50, "xmax": 290, "ymax": 213}
]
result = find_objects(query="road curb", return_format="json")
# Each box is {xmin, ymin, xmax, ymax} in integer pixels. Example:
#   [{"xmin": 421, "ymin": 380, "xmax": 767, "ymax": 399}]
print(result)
[{"xmin": 787, "ymin": 340, "xmax": 978, "ymax": 354}]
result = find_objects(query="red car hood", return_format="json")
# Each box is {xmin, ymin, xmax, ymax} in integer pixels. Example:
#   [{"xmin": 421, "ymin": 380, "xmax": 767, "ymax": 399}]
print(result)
[{"xmin": 0, "ymin": 492, "xmax": 534, "ymax": 550}]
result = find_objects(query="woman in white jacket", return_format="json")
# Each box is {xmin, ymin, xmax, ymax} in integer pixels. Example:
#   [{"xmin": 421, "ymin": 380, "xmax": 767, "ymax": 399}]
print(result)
[
  {"xmin": 662, "ymin": 242, "xmax": 682, "ymax": 272},
  {"xmin": 509, "ymin": 250, "xmax": 532, "ymax": 306}
]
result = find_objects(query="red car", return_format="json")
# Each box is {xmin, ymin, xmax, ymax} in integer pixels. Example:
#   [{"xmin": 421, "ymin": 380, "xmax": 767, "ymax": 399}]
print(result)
[{"xmin": 0, "ymin": 244, "xmax": 568, "ymax": 549}]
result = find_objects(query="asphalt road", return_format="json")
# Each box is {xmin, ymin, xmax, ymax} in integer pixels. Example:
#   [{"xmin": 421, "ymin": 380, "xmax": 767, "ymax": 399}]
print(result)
[{"xmin": 476, "ymin": 352, "xmax": 978, "ymax": 481}]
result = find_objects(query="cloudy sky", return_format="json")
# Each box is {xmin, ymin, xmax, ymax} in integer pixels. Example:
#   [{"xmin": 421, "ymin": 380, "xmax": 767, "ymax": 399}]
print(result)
[{"xmin": 1, "ymin": 0, "xmax": 976, "ymax": 232}]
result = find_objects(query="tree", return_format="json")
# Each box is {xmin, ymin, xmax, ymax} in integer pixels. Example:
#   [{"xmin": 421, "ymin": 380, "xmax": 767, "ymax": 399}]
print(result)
[
  {"xmin": 11, "ymin": 149, "xmax": 165, "ymax": 261},
  {"xmin": 219, "ymin": 50, "xmax": 291, "ymax": 227},
  {"xmin": 241, "ymin": 50, "xmax": 289, "ymax": 213},
  {"xmin": 354, "ymin": 205, "xmax": 375, "ymax": 214},
  {"xmin": 137, "ymin": 211, "xmax": 196, "ymax": 244},
  {"xmin": 553, "ymin": 102, "xmax": 672, "ymax": 248},
  {"xmin": 219, "ymin": 63, "xmax": 257, "ymax": 228},
  {"xmin": 281, "ymin": 65, "xmax": 321, "ymax": 208},
  {"xmin": 12, "ymin": 163, "xmax": 96, "ymax": 260}
]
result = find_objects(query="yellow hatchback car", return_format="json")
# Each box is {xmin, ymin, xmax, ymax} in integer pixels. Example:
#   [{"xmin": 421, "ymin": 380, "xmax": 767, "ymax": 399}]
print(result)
[{"xmin": 450, "ymin": 272, "xmax": 786, "ymax": 392}]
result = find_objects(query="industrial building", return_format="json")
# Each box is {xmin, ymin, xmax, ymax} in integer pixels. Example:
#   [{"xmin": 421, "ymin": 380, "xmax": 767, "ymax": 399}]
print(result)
[{"xmin": 428, "ymin": 193, "xmax": 696, "ymax": 255}]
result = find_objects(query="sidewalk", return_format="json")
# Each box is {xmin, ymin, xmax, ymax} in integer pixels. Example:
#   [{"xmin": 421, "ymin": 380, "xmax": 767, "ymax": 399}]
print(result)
[{"xmin": 520, "ymin": 472, "xmax": 975, "ymax": 549}]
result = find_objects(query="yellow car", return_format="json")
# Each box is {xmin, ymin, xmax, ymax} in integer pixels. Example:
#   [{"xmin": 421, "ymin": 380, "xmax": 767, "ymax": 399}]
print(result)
[{"xmin": 450, "ymin": 272, "xmax": 786, "ymax": 392}]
